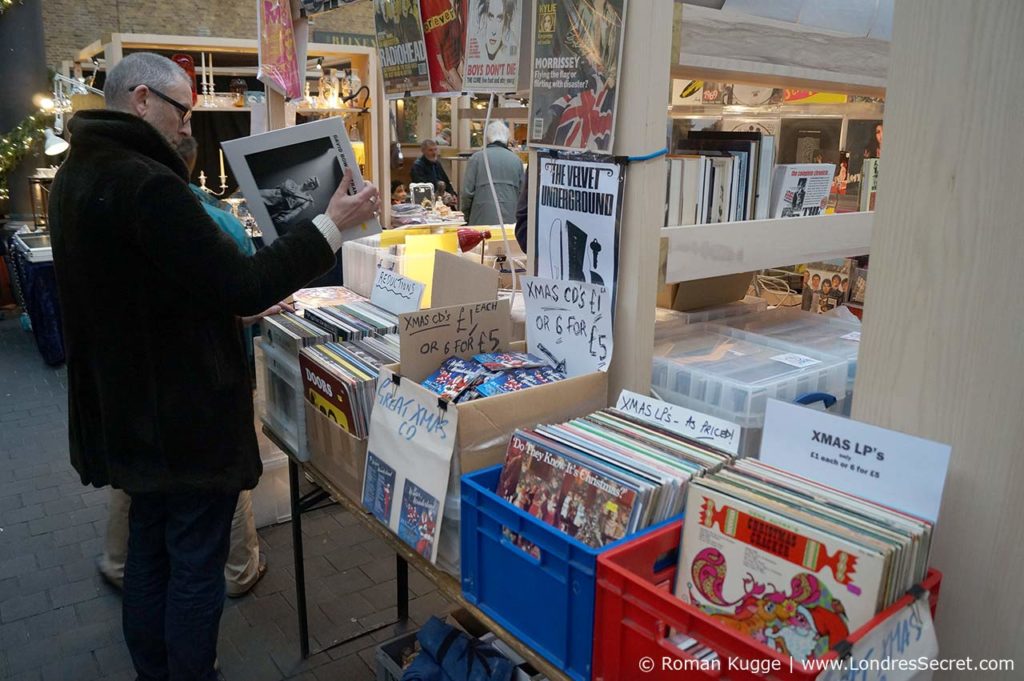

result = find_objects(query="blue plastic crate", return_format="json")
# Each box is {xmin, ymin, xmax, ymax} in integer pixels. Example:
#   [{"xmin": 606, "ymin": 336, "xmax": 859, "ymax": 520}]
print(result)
[{"xmin": 461, "ymin": 465, "xmax": 681, "ymax": 681}]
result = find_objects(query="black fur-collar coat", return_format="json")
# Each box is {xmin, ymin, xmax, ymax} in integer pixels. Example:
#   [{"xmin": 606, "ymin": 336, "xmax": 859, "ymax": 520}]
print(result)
[{"xmin": 49, "ymin": 110, "xmax": 334, "ymax": 494}]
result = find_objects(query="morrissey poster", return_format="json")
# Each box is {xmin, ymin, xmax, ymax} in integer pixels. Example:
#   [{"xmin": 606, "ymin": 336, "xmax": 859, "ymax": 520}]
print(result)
[
  {"xmin": 463, "ymin": 0, "xmax": 531, "ymax": 93},
  {"xmin": 529, "ymin": 0, "xmax": 627, "ymax": 153},
  {"xmin": 374, "ymin": 0, "xmax": 431, "ymax": 97}
]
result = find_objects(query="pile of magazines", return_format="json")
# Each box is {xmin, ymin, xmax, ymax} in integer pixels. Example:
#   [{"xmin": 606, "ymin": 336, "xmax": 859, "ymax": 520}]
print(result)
[{"xmin": 495, "ymin": 409, "xmax": 732, "ymax": 554}]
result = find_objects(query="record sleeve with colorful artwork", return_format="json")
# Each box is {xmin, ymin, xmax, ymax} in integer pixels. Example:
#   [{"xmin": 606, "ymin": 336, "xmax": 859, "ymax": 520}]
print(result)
[
  {"xmin": 500, "ymin": 430, "xmax": 639, "ymax": 550},
  {"xmin": 677, "ymin": 481, "xmax": 887, "ymax": 661},
  {"xmin": 362, "ymin": 451, "xmax": 397, "ymax": 523},
  {"xmin": 397, "ymin": 479, "xmax": 441, "ymax": 559}
]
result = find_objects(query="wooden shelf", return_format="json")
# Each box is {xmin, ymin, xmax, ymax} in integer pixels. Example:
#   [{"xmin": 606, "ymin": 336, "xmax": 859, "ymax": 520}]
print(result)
[
  {"xmin": 668, "ymin": 101, "xmax": 885, "ymax": 119},
  {"xmin": 661, "ymin": 212, "xmax": 872, "ymax": 283},
  {"xmin": 674, "ymin": 5, "xmax": 888, "ymax": 97}
]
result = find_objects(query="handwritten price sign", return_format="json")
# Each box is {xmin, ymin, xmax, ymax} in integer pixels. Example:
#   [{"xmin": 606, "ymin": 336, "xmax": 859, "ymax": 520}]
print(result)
[
  {"xmin": 522, "ymin": 276, "xmax": 613, "ymax": 377},
  {"xmin": 398, "ymin": 299, "xmax": 512, "ymax": 381}
]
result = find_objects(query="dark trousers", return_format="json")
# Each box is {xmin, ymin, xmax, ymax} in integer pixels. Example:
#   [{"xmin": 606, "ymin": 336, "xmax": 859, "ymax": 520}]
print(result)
[{"xmin": 123, "ymin": 491, "xmax": 239, "ymax": 681}]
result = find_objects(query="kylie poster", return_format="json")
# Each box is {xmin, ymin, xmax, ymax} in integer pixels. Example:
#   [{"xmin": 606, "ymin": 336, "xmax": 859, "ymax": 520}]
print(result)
[
  {"xmin": 534, "ymin": 154, "xmax": 623, "ymax": 300},
  {"xmin": 528, "ymin": 0, "xmax": 627, "ymax": 153}
]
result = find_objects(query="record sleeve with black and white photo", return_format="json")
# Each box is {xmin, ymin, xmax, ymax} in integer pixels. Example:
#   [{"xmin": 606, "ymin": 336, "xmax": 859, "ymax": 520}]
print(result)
[
  {"xmin": 222, "ymin": 117, "xmax": 381, "ymax": 243},
  {"xmin": 534, "ymin": 153, "xmax": 624, "ymax": 301},
  {"xmin": 463, "ymin": 0, "xmax": 531, "ymax": 93}
]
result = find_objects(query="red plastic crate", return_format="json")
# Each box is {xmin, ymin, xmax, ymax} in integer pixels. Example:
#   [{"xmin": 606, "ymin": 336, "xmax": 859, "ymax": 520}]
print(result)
[{"xmin": 593, "ymin": 521, "xmax": 941, "ymax": 681}]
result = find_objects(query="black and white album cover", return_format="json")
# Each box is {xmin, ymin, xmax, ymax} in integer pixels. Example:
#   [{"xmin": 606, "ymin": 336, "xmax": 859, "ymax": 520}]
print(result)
[{"xmin": 222, "ymin": 117, "xmax": 381, "ymax": 243}]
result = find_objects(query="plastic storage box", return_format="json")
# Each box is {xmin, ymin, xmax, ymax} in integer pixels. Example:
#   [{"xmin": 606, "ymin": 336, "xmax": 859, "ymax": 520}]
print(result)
[
  {"xmin": 254, "ymin": 337, "xmax": 310, "ymax": 461},
  {"xmin": 251, "ymin": 449, "xmax": 291, "ymax": 528},
  {"xmin": 461, "ymin": 465, "xmax": 680, "ymax": 681},
  {"xmin": 720, "ymin": 309, "xmax": 861, "ymax": 414},
  {"xmin": 592, "ymin": 520, "xmax": 942, "ymax": 681},
  {"xmin": 651, "ymin": 323, "xmax": 847, "ymax": 457},
  {"xmin": 375, "ymin": 629, "xmax": 419, "ymax": 681},
  {"xmin": 655, "ymin": 296, "xmax": 768, "ymax": 341}
]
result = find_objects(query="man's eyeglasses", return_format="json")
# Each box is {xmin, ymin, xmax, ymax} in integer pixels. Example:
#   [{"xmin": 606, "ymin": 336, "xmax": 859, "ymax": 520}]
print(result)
[{"xmin": 129, "ymin": 85, "xmax": 192, "ymax": 125}]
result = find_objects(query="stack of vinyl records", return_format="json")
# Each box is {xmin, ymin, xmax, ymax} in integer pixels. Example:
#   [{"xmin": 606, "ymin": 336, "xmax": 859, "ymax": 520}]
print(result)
[
  {"xmin": 354, "ymin": 333, "xmax": 399, "ymax": 364},
  {"xmin": 675, "ymin": 459, "xmax": 933, "ymax": 661},
  {"xmin": 495, "ymin": 408, "xmax": 732, "ymax": 554},
  {"xmin": 261, "ymin": 312, "xmax": 333, "ymax": 356},
  {"xmin": 304, "ymin": 300, "xmax": 399, "ymax": 341},
  {"xmin": 299, "ymin": 338, "xmax": 396, "ymax": 438}
]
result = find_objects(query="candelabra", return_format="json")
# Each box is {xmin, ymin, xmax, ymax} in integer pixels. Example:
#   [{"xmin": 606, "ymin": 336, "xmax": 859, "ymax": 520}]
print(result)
[{"xmin": 198, "ymin": 170, "xmax": 228, "ymax": 196}]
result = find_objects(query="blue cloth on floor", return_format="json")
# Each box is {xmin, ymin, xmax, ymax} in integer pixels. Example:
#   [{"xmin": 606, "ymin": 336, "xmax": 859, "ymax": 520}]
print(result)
[{"xmin": 401, "ymin": 617, "xmax": 515, "ymax": 681}]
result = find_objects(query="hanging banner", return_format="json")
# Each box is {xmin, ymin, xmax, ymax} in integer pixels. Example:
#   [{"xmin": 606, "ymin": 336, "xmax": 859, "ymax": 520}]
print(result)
[
  {"xmin": 375, "ymin": 0, "xmax": 431, "ymax": 98},
  {"xmin": 528, "ymin": 0, "xmax": 627, "ymax": 153},
  {"xmin": 420, "ymin": 0, "xmax": 467, "ymax": 94},
  {"xmin": 258, "ymin": 0, "xmax": 303, "ymax": 99},
  {"xmin": 463, "ymin": 0, "xmax": 531, "ymax": 93},
  {"xmin": 534, "ymin": 153, "xmax": 623, "ymax": 300}
]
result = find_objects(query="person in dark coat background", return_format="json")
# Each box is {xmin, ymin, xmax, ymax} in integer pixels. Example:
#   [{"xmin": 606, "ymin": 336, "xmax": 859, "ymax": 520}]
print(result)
[
  {"xmin": 410, "ymin": 138, "xmax": 454, "ymax": 195},
  {"xmin": 48, "ymin": 52, "xmax": 379, "ymax": 681}
]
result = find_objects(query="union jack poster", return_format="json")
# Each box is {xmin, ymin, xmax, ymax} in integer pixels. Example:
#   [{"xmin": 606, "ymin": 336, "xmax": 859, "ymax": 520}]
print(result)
[{"xmin": 528, "ymin": 0, "xmax": 627, "ymax": 153}]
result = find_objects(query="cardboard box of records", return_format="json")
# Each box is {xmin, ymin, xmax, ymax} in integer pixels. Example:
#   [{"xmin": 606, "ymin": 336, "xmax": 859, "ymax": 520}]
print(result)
[{"xmin": 303, "ymin": 255, "xmax": 605, "ymax": 520}]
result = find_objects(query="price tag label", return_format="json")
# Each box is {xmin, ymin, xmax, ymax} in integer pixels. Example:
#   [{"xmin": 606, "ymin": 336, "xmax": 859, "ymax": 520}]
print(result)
[{"xmin": 771, "ymin": 352, "xmax": 821, "ymax": 368}]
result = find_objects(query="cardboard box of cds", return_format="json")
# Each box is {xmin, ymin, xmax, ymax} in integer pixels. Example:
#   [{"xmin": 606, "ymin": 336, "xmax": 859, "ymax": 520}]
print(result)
[{"xmin": 388, "ymin": 295, "xmax": 609, "ymax": 487}]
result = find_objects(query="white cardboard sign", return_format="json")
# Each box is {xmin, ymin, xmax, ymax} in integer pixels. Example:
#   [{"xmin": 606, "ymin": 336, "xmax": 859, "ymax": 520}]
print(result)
[
  {"xmin": 522, "ymin": 276, "xmax": 612, "ymax": 377},
  {"xmin": 371, "ymin": 267, "xmax": 425, "ymax": 315},
  {"xmin": 815, "ymin": 595, "xmax": 938, "ymax": 681},
  {"xmin": 615, "ymin": 390, "xmax": 741, "ymax": 456},
  {"xmin": 363, "ymin": 368, "xmax": 458, "ymax": 564},
  {"xmin": 760, "ymin": 399, "xmax": 951, "ymax": 522}
]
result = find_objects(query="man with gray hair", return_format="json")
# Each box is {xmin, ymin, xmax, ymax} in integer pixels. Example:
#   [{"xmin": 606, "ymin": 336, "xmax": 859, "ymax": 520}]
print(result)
[
  {"xmin": 461, "ymin": 120, "xmax": 524, "ymax": 226},
  {"xmin": 49, "ymin": 52, "xmax": 379, "ymax": 681},
  {"xmin": 410, "ymin": 138, "xmax": 454, "ymax": 196}
]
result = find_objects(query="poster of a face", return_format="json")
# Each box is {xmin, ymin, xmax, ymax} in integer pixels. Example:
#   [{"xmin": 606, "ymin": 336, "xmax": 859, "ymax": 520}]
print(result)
[
  {"xmin": 845, "ymin": 120, "xmax": 883, "ymax": 176},
  {"xmin": 529, "ymin": 0, "xmax": 627, "ymax": 152},
  {"xmin": 463, "ymin": 0, "xmax": 530, "ymax": 93},
  {"xmin": 374, "ymin": 0, "xmax": 431, "ymax": 97},
  {"xmin": 421, "ymin": 0, "xmax": 467, "ymax": 94}
]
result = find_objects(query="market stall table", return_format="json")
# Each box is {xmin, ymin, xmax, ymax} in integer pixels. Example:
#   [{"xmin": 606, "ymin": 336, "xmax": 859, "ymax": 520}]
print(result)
[{"xmin": 262, "ymin": 426, "xmax": 573, "ymax": 681}]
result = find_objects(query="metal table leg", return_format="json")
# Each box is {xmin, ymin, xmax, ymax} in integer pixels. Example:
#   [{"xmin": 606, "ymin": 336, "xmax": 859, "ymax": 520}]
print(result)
[
  {"xmin": 288, "ymin": 457, "xmax": 311, "ymax": 659},
  {"xmin": 396, "ymin": 554, "xmax": 409, "ymax": 621}
]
